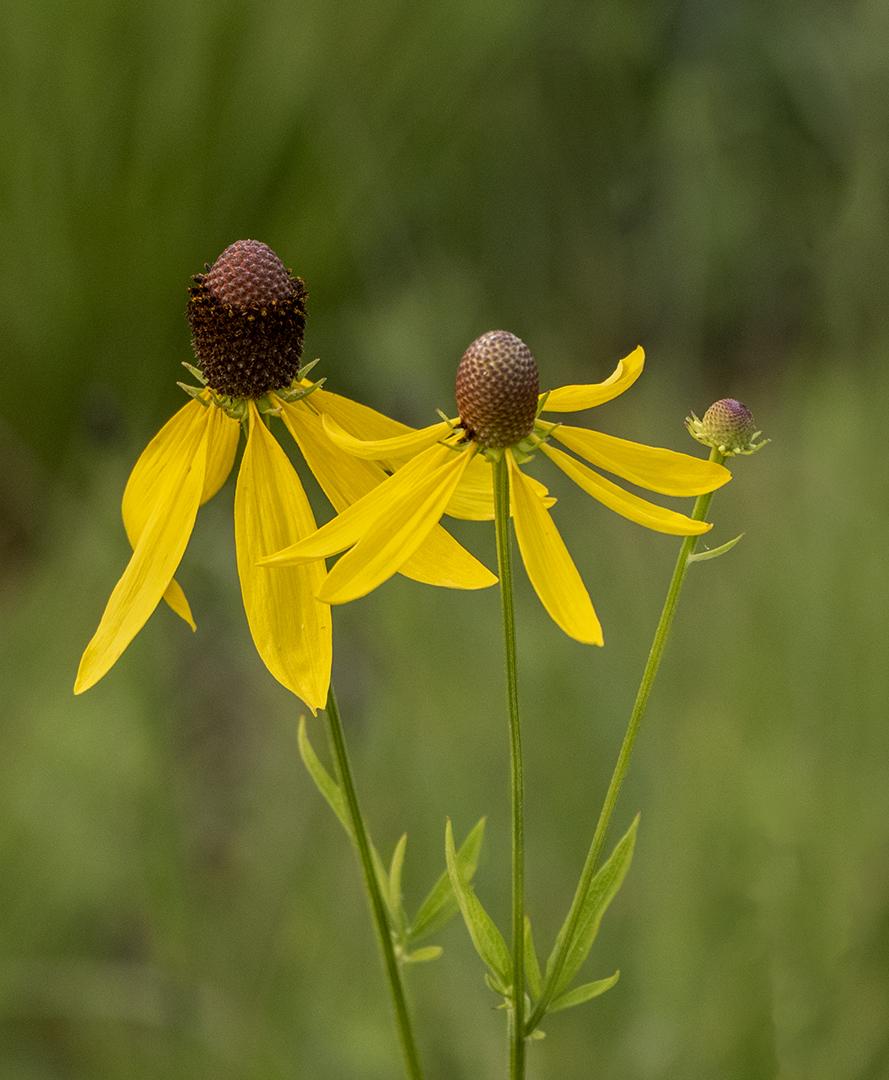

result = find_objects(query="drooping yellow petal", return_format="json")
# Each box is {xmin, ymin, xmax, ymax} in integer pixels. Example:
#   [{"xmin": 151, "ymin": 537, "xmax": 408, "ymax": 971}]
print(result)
[
  {"xmin": 201, "ymin": 405, "xmax": 241, "ymax": 502},
  {"xmin": 541, "ymin": 445, "xmax": 711, "ymax": 536},
  {"xmin": 75, "ymin": 411, "xmax": 210, "ymax": 694},
  {"xmin": 507, "ymin": 452, "xmax": 603, "ymax": 645},
  {"xmin": 552, "ymin": 425, "xmax": 731, "ymax": 496},
  {"xmin": 279, "ymin": 399, "xmax": 389, "ymax": 511},
  {"xmin": 318, "ymin": 448, "xmax": 477, "ymax": 605},
  {"xmin": 446, "ymin": 454, "xmax": 557, "ymax": 520},
  {"xmin": 121, "ymin": 401, "xmax": 240, "ymax": 628},
  {"xmin": 398, "ymin": 525, "xmax": 497, "ymax": 591},
  {"xmin": 235, "ymin": 404, "xmax": 331, "ymax": 713},
  {"xmin": 310, "ymin": 387, "xmax": 414, "ymax": 442},
  {"xmin": 541, "ymin": 346, "xmax": 645, "ymax": 413},
  {"xmin": 282, "ymin": 401, "xmax": 494, "ymax": 591},
  {"xmin": 261, "ymin": 444, "xmax": 455, "ymax": 566},
  {"xmin": 321, "ymin": 413, "xmax": 452, "ymax": 460}
]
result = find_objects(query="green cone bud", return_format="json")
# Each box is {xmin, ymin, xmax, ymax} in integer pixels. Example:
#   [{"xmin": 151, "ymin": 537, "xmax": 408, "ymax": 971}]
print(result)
[
  {"xmin": 455, "ymin": 330, "xmax": 539, "ymax": 449},
  {"xmin": 187, "ymin": 239, "xmax": 308, "ymax": 399},
  {"xmin": 686, "ymin": 398, "xmax": 768, "ymax": 456}
]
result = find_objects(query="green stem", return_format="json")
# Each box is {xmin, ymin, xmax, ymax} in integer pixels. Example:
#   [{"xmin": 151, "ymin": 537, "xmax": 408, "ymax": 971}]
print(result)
[
  {"xmin": 324, "ymin": 687, "xmax": 425, "ymax": 1080},
  {"xmin": 526, "ymin": 448, "xmax": 725, "ymax": 1033},
  {"xmin": 493, "ymin": 455, "xmax": 526, "ymax": 1079}
]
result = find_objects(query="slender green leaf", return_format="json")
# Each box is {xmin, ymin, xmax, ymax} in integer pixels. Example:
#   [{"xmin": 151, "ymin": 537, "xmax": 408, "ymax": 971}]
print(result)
[
  {"xmin": 545, "ymin": 815, "xmax": 639, "ymax": 1000},
  {"xmin": 297, "ymin": 717, "xmax": 351, "ymax": 836},
  {"xmin": 409, "ymin": 818, "xmax": 486, "ymax": 942},
  {"xmin": 549, "ymin": 971, "xmax": 620, "ymax": 1014},
  {"xmin": 369, "ymin": 842, "xmax": 393, "ymax": 922},
  {"xmin": 688, "ymin": 533, "xmax": 744, "ymax": 563},
  {"xmin": 404, "ymin": 946, "xmax": 443, "ymax": 965},
  {"xmin": 484, "ymin": 971, "xmax": 509, "ymax": 998},
  {"xmin": 524, "ymin": 916, "xmax": 542, "ymax": 1001},
  {"xmin": 445, "ymin": 819, "xmax": 511, "ymax": 987},
  {"xmin": 388, "ymin": 834, "xmax": 408, "ymax": 934}
]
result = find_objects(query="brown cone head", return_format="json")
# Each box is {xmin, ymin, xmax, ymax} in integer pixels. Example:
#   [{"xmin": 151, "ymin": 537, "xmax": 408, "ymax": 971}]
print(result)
[
  {"xmin": 187, "ymin": 239, "xmax": 308, "ymax": 398},
  {"xmin": 455, "ymin": 330, "xmax": 540, "ymax": 448}
]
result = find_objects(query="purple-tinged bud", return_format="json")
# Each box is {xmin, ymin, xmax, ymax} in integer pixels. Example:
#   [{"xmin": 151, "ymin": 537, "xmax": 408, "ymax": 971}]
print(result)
[
  {"xmin": 455, "ymin": 331, "xmax": 540, "ymax": 449},
  {"xmin": 686, "ymin": 398, "xmax": 768, "ymax": 456},
  {"xmin": 187, "ymin": 239, "xmax": 308, "ymax": 399}
]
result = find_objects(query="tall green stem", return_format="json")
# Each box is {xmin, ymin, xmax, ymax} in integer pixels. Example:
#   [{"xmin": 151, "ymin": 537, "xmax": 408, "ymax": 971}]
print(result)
[
  {"xmin": 526, "ymin": 449, "xmax": 725, "ymax": 1033},
  {"xmin": 493, "ymin": 455, "xmax": 526, "ymax": 1079},
  {"xmin": 324, "ymin": 687, "xmax": 424, "ymax": 1080}
]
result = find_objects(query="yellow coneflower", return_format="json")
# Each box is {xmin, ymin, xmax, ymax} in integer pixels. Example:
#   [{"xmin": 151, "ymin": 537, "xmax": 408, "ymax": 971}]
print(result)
[
  {"xmin": 75, "ymin": 241, "xmax": 494, "ymax": 709},
  {"xmin": 261, "ymin": 330, "xmax": 731, "ymax": 644}
]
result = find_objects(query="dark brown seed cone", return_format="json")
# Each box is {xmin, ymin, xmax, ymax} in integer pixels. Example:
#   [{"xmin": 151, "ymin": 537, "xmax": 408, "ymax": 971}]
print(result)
[
  {"xmin": 455, "ymin": 330, "xmax": 540, "ymax": 448},
  {"xmin": 187, "ymin": 239, "xmax": 308, "ymax": 398}
]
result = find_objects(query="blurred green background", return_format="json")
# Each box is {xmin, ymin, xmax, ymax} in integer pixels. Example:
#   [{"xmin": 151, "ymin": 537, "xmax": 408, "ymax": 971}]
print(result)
[{"xmin": 2, "ymin": 1, "xmax": 887, "ymax": 1077}]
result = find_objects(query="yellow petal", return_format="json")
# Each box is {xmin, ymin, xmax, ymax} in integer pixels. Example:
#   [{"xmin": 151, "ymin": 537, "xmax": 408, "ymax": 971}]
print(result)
[
  {"xmin": 75, "ymin": 410, "xmax": 209, "ymax": 694},
  {"xmin": 262, "ymin": 444, "xmax": 455, "ymax": 565},
  {"xmin": 445, "ymin": 453, "xmax": 556, "ymax": 520},
  {"xmin": 121, "ymin": 401, "xmax": 239, "ymax": 628},
  {"xmin": 321, "ymin": 413, "xmax": 452, "ymax": 460},
  {"xmin": 541, "ymin": 346, "xmax": 645, "ymax": 413},
  {"xmin": 399, "ymin": 525, "xmax": 497, "ymax": 591},
  {"xmin": 235, "ymin": 405, "xmax": 331, "ymax": 713},
  {"xmin": 283, "ymin": 401, "xmax": 495, "ymax": 591},
  {"xmin": 507, "ymin": 452, "xmax": 603, "ymax": 645},
  {"xmin": 541, "ymin": 445, "xmax": 711, "ymax": 536},
  {"xmin": 552, "ymin": 425, "xmax": 731, "ymax": 496},
  {"xmin": 279, "ymin": 399, "xmax": 388, "ymax": 511},
  {"xmin": 202, "ymin": 405, "xmax": 241, "ymax": 501},
  {"xmin": 310, "ymin": 387, "xmax": 414, "ymax": 442},
  {"xmin": 318, "ymin": 448, "xmax": 476, "ymax": 604}
]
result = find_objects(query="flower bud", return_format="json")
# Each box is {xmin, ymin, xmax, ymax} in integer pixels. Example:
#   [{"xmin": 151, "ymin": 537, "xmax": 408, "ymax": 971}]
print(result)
[
  {"xmin": 455, "ymin": 331, "xmax": 540, "ymax": 449},
  {"xmin": 686, "ymin": 398, "xmax": 768, "ymax": 456},
  {"xmin": 187, "ymin": 239, "xmax": 308, "ymax": 399}
]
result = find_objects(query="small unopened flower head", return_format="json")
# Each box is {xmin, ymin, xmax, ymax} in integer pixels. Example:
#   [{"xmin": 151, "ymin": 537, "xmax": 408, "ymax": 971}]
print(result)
[
  {"xmin": 455, "ymin": 330, "xmax": 540, "ymax": 449},
  {"xmin": 686, "ymin": 398, "xmax": 768, "ymax": 456},
  {"xmin": 187, "ymin": 239, "xmax": 308, "ymax": 399}
]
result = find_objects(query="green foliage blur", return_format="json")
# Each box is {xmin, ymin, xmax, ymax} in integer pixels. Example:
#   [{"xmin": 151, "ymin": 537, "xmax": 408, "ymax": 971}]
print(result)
[{"xmin": 2, "ymin": 1, "xmax": 887, "ymax": 1077}]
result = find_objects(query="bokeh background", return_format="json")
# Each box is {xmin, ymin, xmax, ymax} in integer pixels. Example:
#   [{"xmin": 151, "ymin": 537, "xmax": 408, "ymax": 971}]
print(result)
[{"xmin": 2, "ymin": 2, "xmax": 887, "ymax": 1077}]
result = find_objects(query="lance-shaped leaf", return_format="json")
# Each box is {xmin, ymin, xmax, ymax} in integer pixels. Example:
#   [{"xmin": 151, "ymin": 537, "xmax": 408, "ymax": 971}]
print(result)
[
  {"xmin": 409, "ymin": 818, "xmax": 486, "ymax": 943},
  {"xmin": 544, "ymin": 815, "xmax": 639, "ymax": 1002},
  {"xmin": 297, "ymin": 717, "xmax": 351, "ymax": 836},
  {"xmin": 549, "ymin": 971, "xmax": 620, "ymax": 1014},
  {"xmin": 688, "ymin": 533, "xmax": 744, "ymax": 563},
  {"xmin": 298, "ymin": 718, "xmax": 395, "ymax": 925},
  {"xmin": 524, "ymin": 916, "xmax": 543, "ymax": 1001},
  {"xmin": 388, "ymin": 834, "xmax": 409, "ymax": 937},
  {"xmin": 445, "ymin": 819, "xmax": 511, "ymax": 989},
  {"xmin": 404, "ymin": 946, "xmax": 443, "ymax": 965}
]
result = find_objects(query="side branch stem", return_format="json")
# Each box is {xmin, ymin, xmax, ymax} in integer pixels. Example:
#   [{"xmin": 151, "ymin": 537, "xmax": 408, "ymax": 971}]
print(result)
[
  {"xmin": 526, "ymin": 448, "xmax": 725, "ymax": 1032},
  {"xmin": 493, "ymin": 455, "xmax": 526, "ymax": 1079},
  {"xmin": 324, "ymin": 688, "xmax": 424, "ymax": 1080}
]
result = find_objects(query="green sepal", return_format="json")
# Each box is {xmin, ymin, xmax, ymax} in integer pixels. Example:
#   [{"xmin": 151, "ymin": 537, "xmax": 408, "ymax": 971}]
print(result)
[
  {"xmin": 388, "ymin": 833, "xmax": 409, "ymax": 936},
  {"xmin": 688, "ymin": 533, "xmax": 745, "ymax": 563},
  {"xmin": 445, "ymin": 819, "xmax": 512, "ymax": 989},
  {"xmin": 524, "ymin": 916, "xmax": 543, "ymax": 1001},
  {"xmin": 548, "ymin": 971, "xmax": 620, "ymax": 1014},
  {"xmin": 409, "ymin": 818, "xmax": 485, "ymax": 943},
  {"xmin": 544, "ymin": 814, "xmax": 639, "ymax": 1001},
  {"xmin": 297, "ymin": 358, "xmax": 321, "ymax": 381},
  {"xmin": 404, "ymin": 946, "xmax": 443, "ymax": 965},
  {"xmin": 177, "ymin": 381, "xmax": 210, "ymax": 404},
  {"xmin": 297, "ymin": 718, "xmax": 351, "ymax": 836}
]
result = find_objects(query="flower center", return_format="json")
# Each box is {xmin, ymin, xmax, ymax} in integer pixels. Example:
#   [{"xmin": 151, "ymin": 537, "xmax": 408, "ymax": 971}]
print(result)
[
  {"xmin": 187, "ymin": 239, "xmax": 308, "ymax": 399},
  {"xmin": 455, "ymin": 330, "xmax": 540, "ymax": 449}
]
